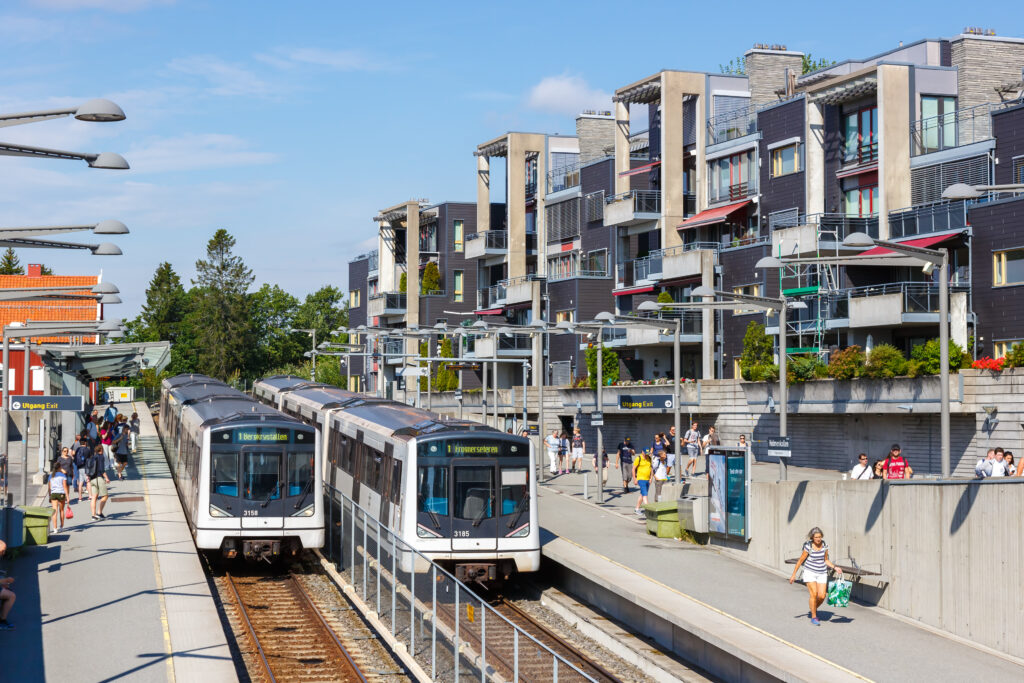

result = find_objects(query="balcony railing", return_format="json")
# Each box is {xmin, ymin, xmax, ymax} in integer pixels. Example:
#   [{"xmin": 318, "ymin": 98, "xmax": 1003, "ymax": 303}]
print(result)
[
  {"xmin": 634, "ymin": 309, "xmax": 703, "ymax": 335},
  {"xmin": 839, "ymin": 281, "xmax": 970, "ymax": 314},
  {"xmin": 783, "ymin": 213, "xmax": 879, "ymax": 241},
  {"xmin": 606, "ymin": 189, "xmax": 661, "ymax": 214},
  {"xmin": 502, "ymin": 274, "xmax": 544, "ymax": 288},
  {"xmin": 497, "ymin": 333, "xmax": 533, "ymax": 351},
  {"xmin": 476, "ymin": 283, "xmax": 507, "ymax": 309},
  {"xmin": 369, "ymin": 291, "xmax": 406, "ymax": 312},
  {"xmin": 709, "ymin": 180, "xmax": 757, "ymax": 204},
  {"xmin": 466, "ymin": 230, "xmax": 507, "ymax": 250},
  {"xmin": 546, "ymin": 162, "xmax": 581, "ymax": 194},
  {"xmin": 601, "ymin": 328, "xmax": 627, "ymax": 344},
  {"xmin": 381, "ymin": 338, "xmax": 405, "ymax": 357},
  {"xmin": 888, "ymin": 200, "xmax": 969, "ymax": 239},
  {"xmin": 707, "ymin": 105, "xmax": 757, "ymax": 146},
  {"xmin": 842, "ymin": 141, "xmax": 878, "ymax": 165},
  {"xmin": 421, "ymin": 289, "xmax": 447, "ymax": 297},
  {"xmin": 910, "ymin": 102, "xmax": 996, "ymax": 157},
  {"xmin": 547, "ymin": 266, "xmax": 610, "ymax": 283}
]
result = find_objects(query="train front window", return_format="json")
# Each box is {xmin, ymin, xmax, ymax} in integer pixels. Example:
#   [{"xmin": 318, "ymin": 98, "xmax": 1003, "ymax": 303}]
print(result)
[
  {"xmin": 453, "ymin": 466, "xmax": 494, "ymax": 521},
  {"xmin": 244, "ymin": 452, "xmax": 281, "ymax": 501},
  {"xmin": 500, "ymin": 468, "xmax": 528, "ymax": 515},
  {"xmin": 287, "ymin": 452, "xmax": 313, "ymax": 496},
  {"xmin": 418, "ymin": 465, "xmax": 448, "ymax": 516},
  {"xmin": 211, "ymin": 453, "xmax": 238, "ymax": 497}
]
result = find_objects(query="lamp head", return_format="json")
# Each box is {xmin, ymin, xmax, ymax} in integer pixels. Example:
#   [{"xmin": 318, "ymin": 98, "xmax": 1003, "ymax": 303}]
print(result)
[
  {"xmin": 433, "ymin": 322, "xmax": 448, "ymax": 330},
  {"xmin": 755, "ymin": 256, "xmax": 784, "ymax": 269},
  {"xmin": 921, "ymin": 261, "xmax": 936, "ymax": 275},
  {"xmin": 529, "ymin": 319, "xmax": 547, "ymax": 329},
  {"xmin": 594, "ymin": 311, "xmax": 616, "ymax": 323},
  {"xmin": 91, "ymin": 282, "xmax": 119, "ymax": 294},
  {"xmin": 87, "ymin": 152, "xmax": 130, "ymax": 170},
  {"xmin": 637, "ymin": 301, "xmax": 660, "ymax": 312},
  {"xmin": 691, "ymin": 285, "xmax": 715, "ymax": 298},
  {"xmin": 471, "ymin": 320, "xmax": 489, "ymax": 329},
  {"xmin": 940, "ymin": 183, "xmax": 982, "ymax": 201},
  {"xmin": 99, "ymin": 293, "xmax": 121, "ymax": 305},
  {"xmin": 74, "ymin": 99, "xmax": 126, "ymax": 123},
  {"xmin": 91, "ymin": 243, "xmax": 122, "ymax": 256},
  {"xmin": 93, "ymin": 219, "xmax": 128, "ymax": 235},
  {"xmin": 842, "ymin": 231, "xmax": 876, "ymax": 248}
]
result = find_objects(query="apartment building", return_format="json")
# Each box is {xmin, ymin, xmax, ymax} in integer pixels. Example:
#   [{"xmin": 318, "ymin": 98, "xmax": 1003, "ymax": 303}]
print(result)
[{"xmin": 349, "ymin": 30, "xmax": 1024, "ymax": 393}]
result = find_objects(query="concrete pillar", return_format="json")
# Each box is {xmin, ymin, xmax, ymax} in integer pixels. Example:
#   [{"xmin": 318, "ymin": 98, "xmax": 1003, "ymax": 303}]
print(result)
[
  {"xmin": 805, "ymin": 102, "xmax": 826, "ymax": 216},
  {"xmin": 405, "ymin": 202, "xmax": 421, "ymax": 370},
  {"xmin": 477, "ymin": 154, "xmax": 490, "ymax": 234},
  {"xmin": 507, "ymin": 136, "xmax": 527, "ymax": 279},
  {"xmin": 701, "ymin": 250, "xmax": 715, "ymax": 379},
  {"xmin": 378, "ymin": 221, "xmax": 397, "ymax": 292},
  {"xmin": 877, "ymin": 64, "xmax": 911, "ymax": 241},
  {"xmin": 951, "ymin": 291, "xmax": 968, "ymax": 349},
  {"xmin": 614, "ymin": 100, "xmax": 631, "ymax": 196},
  {"xmin": 661, "ymin": 72, "xmax": 706, "ymax": 249}
]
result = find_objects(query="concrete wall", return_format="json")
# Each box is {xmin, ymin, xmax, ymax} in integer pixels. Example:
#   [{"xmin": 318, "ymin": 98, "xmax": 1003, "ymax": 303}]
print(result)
[
  {"xmin": 713, "ymin": 478, "xmax": 1024, "ymax": 658},
  {"xmin": 744, "ymin": 49, "xmax": 803, "ymax": 108},
  {"xmin": 950, "ymin": 35, "xmax": 1024, "ymax": 110}
]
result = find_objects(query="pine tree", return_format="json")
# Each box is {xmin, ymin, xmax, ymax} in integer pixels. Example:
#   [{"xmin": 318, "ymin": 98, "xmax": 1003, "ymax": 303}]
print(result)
[
  {"xmin": 140, "ymin": 263, "xmax": 188, "ymax": 343},
  {"xmin": 192, "ymin": 229, "xmax": 254, "ymax": 380},
  {"xmin": 0, "ymin": 248, "xmax": 22, "ymax": 275},
  {"xmin": 433, "ymin": 336, "xmax": 459, "ymax": 392},
  {"xmin": 421, "ymin": 262, "xmax": 441, "ymax": 294}
]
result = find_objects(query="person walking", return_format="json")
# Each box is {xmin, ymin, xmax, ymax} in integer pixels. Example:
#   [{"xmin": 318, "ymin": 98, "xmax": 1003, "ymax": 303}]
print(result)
[
  {"xmin": 100, "ymin": 421, "xmax": 115, "ymax": 471},
  {"xmin": 48, "ymin": 462, "xmax": 70, "ymax": 533},
  {"xmin": 87, "ymin": 444, "xmax": 110, "ymax": 520},
  {"xmin": 652, "ymin": 450, "xmax": 669, "ymax": 502},
  {"xmin": 112, "ymin": 423, "xmax": 130, "ymax": 480},
  {"xmin": 632, "ymin": 450, "xmax": 653, "ymax": 516},
  {"xmin": 545, "ymin": 430, "xmax": 560, "ymax": 475},
  {"xmin": 701, "ymin": 425, "xmax": 720, "ymax": 451},
  {"xmin": 129, "ymin": 412, "xmax": 140, "ymax": 454},
  {"xmin": 666, "ymin": 425, "xmax": 677, "ymax": 475},
  {"xmin": 683, "ymin": 421, "xmax": 701, "ymax": 477},
  {"xmin": 616, "ymin": 437, "xmax": 635, "ymax": 493},
  {"xmin": 570, "ymin": 428, "xmax": 585, "ymax": 473},
  {"xmin": 881, "ymin": 444, "xmax": 913, "ymax": 480},
  {"xmin": 73, "ymin": 433, "xmax": 92, "ymax": 502},
  {"xmin": 789, "ymin": 527, "xmax": 844, "ymax": 626}
]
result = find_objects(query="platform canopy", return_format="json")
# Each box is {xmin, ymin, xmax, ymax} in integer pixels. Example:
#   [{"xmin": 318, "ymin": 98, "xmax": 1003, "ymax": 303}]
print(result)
[{"xmin": 35, "ymin": 341, "xmax": 170, "ymax": 381}]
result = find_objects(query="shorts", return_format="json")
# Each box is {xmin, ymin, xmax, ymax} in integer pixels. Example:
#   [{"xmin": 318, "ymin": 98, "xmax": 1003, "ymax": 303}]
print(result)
[
  {"xmin": 621, "ymin": 466, "xmax": 633, "ymax": 483},
  {"xmin": 77, "ymin": 468, "xmax": 90, "ymax": 486},
  {"xmin": 686, "ymin": 446, "xmax": 699, "ymax": 460},
  {"xmin": 571, "ymin": 447, "xmax": 583, "ymax": 461},
  {"xmin": 802, "ymin": 570, "xmax": 828, "ymax": 585},
  {"xmin": 637, "ymin": 479, "xmax": 650, "ymax": 496},
  {"xmin": 50, "ymin": 493, "xmax": 66, "ymax": 502},
  {"xmin": 667, "ymin": 453, "xmax": 676, "ymax": 469},
  {"xmin": 90, "ymin": 477, "xmax": 108, "ymax": 497},
  {"xmin": 115, "ymin": 453, "xmax": 129, "ymax": 465}
]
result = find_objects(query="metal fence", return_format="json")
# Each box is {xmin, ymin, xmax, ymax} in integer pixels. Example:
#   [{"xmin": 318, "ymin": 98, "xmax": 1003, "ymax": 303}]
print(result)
[
  {"xmin": 706, "ymin": 105, "xmax": 757, "ymax": 145},
  {"xmin": 466, "ymin": 230, "xmax": 507, "ymax": 250},
  {"xmin": 606, "ymin": 189, "xmax": 660, "ymax": 215},
  {"xmin": 888, "ymin": 200, "xmax": 969, "ymax": 239},
  {"xmin": 322, "ymin": 485, "xmax": 598, "ymax": 682},
  {"xmin": 910, "ymin": 102, "xmax": 995, "ymax": 157}
]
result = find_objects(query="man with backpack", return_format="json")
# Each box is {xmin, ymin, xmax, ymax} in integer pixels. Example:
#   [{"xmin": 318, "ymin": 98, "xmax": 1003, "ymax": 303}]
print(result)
[
  {"xmin": 881, "ymin": 444, "xmax": 913, "ymax": 480},
  {"xmin": 86, "ymin": 444, "xmax": 110, "ymax": 520},
  {"xmin": 73, "ymin": 432, "xmax": 92, "ymax": 502}
]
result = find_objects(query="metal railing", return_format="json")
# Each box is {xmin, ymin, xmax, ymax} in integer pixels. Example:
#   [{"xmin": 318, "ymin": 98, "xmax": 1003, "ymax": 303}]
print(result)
[
  {"xmin": 707, "ymin": 105, "xmax": 758, "ymax": 145},
  {"xmin": 465, "ymin": 230, "xmax": 507, "ymax": 250},
  {"xmin": 546, "ymin": 162, "xmax": 581, "ymax": 194},
  {"xmin": 601, "ymin": 327, "xmax": 627, "ymax": 343},
  {"xmin": 547, "ymin": 267, "xmax": 610, "ymax": 283},
  {"xmin": 497, "ymin": 333, "xmax": 533, "ymax": 351},
  {"xmin": 709, "ymin": 181, "xmax": 756, "ymax": 204},
  {"xmin": 659, "ymin": 241, "xmax": 720, "ymax": 257},
  {"xmin": 634, "ymin": 309, "xmax": 703, "ymax": 334},
  {"xmin": 842, "ymin": 141, "xmax": 878, "ymax": 165},
  {"xmin": 421, "ymin": 289, "xmax": 447, "ymax": 297},
  {"xmin": 606, "ymin": 189, "xmax": 661, "ymax": 214},
  {"xmin": 367, "ymin": 252, "xmax": 379, "ymax": 273},
  {"xmin": 369, "ymin": 291, "xmax": 407, "ymax": 311},
  {"xmin": 501, "ymin": 274, "xmax": 544, "ymax": 288},
  {"xmin": 381, "ymin": 338, "xmax": 405, "ymax": 357},
  {"xmin": 910, "ymin": 102, "xmax": 995, "ymax": 156},
  {"xmin": 721, "ymin": 233, "xmax": 770, "ymax": 249},
  {"xmin": 322, "ymin": 484, "xmax": 598, "ymax": 682},
  {"xmin": 476, "ymin": 283, "xmax": 507, "ymax": 309},
  {"xmin": 844, "ymin": 281, "xmax": 970, "ymax": 313},
  {"xmin": 888, "ymin": 200, "xmax": 969, "ymax": 239},
  {"xmin": 777, "ymin": 213, "xmax": 879, "ymax": 240}
]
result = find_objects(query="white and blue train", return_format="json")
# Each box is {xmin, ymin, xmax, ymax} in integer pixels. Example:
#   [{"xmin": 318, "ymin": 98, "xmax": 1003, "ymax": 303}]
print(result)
[
  {"xmin": 160, "ymin": 374, "xmax": 324, "ymax": 561},
  {"xmin": 254, "ymin": 375, "xmax": 539, "ymax": 582}
]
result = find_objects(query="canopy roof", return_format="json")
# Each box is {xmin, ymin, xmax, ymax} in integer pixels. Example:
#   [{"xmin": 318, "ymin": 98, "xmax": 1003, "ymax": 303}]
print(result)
[{"xmin": 35, "ymin": 341, "xmax": 171, "ymax": 381}]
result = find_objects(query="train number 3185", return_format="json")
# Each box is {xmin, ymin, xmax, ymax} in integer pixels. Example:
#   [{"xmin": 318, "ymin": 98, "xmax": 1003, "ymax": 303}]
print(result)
[{"xmin": 454, "ymin": 530, "xmax": 470, "ymax": 537}]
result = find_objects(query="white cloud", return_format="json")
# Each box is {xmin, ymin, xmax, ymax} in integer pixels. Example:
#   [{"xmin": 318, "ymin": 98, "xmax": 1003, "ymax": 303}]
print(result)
[
  {"xmin": 125, "ymin": 133, "xmax": 276, "ymax": 174},
  {"xmin": 256, "ymin": 47, "xmax": 393, "ymax": 72},
  {"xmin": 168, "ymin": 56, "xmax": 275, "ymax": 98},
  {"xmin": 30, "ymin": 0, "xmax": 174, "ymax": 11},
  {"xmin": 526, "ymin": 74, "xmax": 611, "ymax": 116}
]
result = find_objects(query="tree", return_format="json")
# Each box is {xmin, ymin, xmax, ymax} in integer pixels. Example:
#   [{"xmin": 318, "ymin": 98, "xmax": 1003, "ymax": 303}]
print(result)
[
  {"xmin": 433, "ymin": 336, "xmax": 459, "ymax": 392},
  {"xmin": 421, "ymin": 261, "xmax": 441, "ymax": 294},
  {"xmin": 719, "ymin": 56, "xmax": 746, "ymax": 75},
  {"xmin": 121, "ymin": 262, "xmax": 196, "ymax": 376},
  {"xmin": 292, "ymin": 285, "xmax": 349, "ymax": 349},
  {"xmin": 398, "ymin": 271, "xmax": 407, "ymax": 293},
  {"xmin": 802, "ymin": 54, "xmax": 836, "ymax": 74},
  {"xmin": 192, "ymin": 229, "xmax": 254, "ymax": 380},
  {"xmin": 585, "ymin": 344, "xmax": 619, "ymax": 389},
  {"xmin": 248, "ymin": 284, "xmax": 302, "ymax": 375},
  {"xmin": 0, "ymin": 248, "xmax": 22, "ymax": 275},
  {"xmin": 739, "ymin": 321, "xmax": 776, "ymax": 381},
  {"xmin": 657, "ymin": 290, "xmax": 674, "ymax": 306}
]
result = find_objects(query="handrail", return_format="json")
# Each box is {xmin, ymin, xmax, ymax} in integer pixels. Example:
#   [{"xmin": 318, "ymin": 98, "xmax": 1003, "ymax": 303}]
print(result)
[
  {"xmin": 501, "ymin": 274, "xmax": 544, "ymax": 287},
  {"xmin": 707, "ymin": 104, "xmax": 758, "ymax": 145},
  {"xmin": 606, "ymin": 189, "xmax": 661, "ymax": 214},
  {"xmin": 888, "ymin": 200, "xmax": 969, "ymax": 239},
  {"xmin": 909, "ymin": 101, "xmax": 1005, "ymax": 156}
]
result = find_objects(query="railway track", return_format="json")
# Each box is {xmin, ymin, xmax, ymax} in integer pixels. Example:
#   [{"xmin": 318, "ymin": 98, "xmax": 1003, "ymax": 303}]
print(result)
[
  {"xmin": 434, "ymin": 590, "xmax": 622, "ymax": 683},
  {"xmin": 225, "ymin": 571, "xmax": 368, "ymax": 682}
]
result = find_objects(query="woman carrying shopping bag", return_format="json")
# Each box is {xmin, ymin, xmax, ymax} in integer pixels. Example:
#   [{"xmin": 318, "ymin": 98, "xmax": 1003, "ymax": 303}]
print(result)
[{"xmin": 788, "ymin": 527, "xmax": 844, "ymax": 626}]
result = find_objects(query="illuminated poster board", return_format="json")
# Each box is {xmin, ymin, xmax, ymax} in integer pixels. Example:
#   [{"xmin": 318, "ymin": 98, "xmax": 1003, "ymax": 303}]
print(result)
[{"xmin": 707, "ymin": 446, "xmax": 750, "ymax": 542}]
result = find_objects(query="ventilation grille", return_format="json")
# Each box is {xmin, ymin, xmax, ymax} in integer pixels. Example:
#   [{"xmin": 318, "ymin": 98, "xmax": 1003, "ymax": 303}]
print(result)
[
  {"xmin": 584, "ymin": 191, "xmax": 605, "ymax": 223},
  {"xmin": 911, "ymin": 154, "xmax": 990, "ymax": 205},
  {"xmin": 546, "ymin": 197, "xmax": 581, "ymax": 242}
]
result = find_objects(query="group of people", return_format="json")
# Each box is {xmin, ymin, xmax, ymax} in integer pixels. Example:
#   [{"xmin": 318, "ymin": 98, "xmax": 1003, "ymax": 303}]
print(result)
[
  {"xmin": 45, "ymin": 405, "xmax": 140, "ymax": 536},
  {"xmin": 848, "ymin": 444, "xmax": 914, "ymax": 480},
  {"xmin": 974, "ymin": 447, "xmax": 1019, "ymax": 478}
]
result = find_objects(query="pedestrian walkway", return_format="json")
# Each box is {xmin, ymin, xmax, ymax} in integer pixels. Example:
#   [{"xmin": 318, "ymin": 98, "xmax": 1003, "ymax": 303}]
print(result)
[
  {"xmin": 0, "ymin": 401, "xmax": 237, "ymax": 682},
  {"xmin": 537, "ymin": 480, "xmax": 1024, "ymax": 681}
]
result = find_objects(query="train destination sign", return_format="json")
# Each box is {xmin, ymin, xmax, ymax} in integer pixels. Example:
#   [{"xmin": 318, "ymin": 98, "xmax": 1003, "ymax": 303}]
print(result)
[
  {"xmin": 9, "ymin": 395, "xmax": 85, "ymax": 412},
  {"xmin": 218, "ymin": 427, "xmax": 312, "ymax": 444},
  {"xmin": 618, "ymin": 394, "xmax": 674, "ymax": 410}
]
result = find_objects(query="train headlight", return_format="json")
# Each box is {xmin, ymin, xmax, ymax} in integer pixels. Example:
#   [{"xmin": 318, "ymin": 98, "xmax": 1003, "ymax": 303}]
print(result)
[
  {"xmin": 507, "ymin": 524, "xmax": 530, "ymax": 538},
  {"xmin": 209, "ymin": 504, "xmax": 233, "ymax": 518},
  {"xmin": 292, "ymin": 503, "xmax": 315, "ymax": 517}
]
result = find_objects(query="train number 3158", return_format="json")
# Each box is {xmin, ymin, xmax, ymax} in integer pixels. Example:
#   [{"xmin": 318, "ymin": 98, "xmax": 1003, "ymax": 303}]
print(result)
[
  {"xmin": 454, "ymin": 530, "xmax": 470, "ymax": 537},
  {"xmin": 243, "ymin": 510, "xmax": 259, "ymax": 516}
]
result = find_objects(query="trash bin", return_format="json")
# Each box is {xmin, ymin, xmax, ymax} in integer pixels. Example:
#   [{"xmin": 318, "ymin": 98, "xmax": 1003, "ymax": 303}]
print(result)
[
  {"xmin": 1, "ymin": 507, "xmax": 24, "ymax": 548},
  {"xmin": 643, "ymin": 500, "xmax": 680, "ymax": 538},
  {"xmin": 21, "ymin": 505, "xmax": 52, "ymax": 546},
  {"xmin": 677, "ymin": 495, "xmax": 708, "ymax": 534}
]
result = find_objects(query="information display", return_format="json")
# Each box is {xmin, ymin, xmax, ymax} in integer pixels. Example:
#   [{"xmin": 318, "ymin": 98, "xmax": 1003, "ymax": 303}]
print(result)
[
  {"xmin": 618, "ymin": 394, "xmax": 674, "ymax": 410},
  {"xmin": 211, "ymin": 427, "xmax": 314, "ymax": 445},
  {"xmin": 9, "ymin": 395, "xmax": 84, "ymax": 412},
  {"xmin": 418, "ymin": 438, "xmax": 524, "ymax": 459},
  {"xmin": 707, "ymin": 446, "xmax": 750, "ymax": 541}
]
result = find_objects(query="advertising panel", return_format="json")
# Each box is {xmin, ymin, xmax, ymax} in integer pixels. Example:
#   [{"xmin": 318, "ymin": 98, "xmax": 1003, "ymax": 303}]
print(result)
[{"xmin": 706, "ymin": 446, "xmax": 750, "ymax": 542}]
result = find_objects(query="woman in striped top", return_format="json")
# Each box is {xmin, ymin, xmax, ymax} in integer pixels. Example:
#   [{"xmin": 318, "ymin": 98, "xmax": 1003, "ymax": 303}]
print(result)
[{"xmin": 789, "ymin": 527, "xmax": 843, "ymax": 625}]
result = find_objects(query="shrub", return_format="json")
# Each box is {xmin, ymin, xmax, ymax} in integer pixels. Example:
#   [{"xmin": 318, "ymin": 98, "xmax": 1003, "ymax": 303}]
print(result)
[
  {"xmin": 905, "ymin": 359, "xmax": 926, "ymax": 378},
  {"xmin": 827, "ymin": 345, "xmax": 865, "ymax": 380},
  {"xmin": 421, "ymin": 261, "xmax": 441, "ymax": 294},
  {"xmin": 788, "ymin": 354, "xmax": 827, "ymax": 384},
  {"xmin": 863, "ymin": 344, "xmax": 907, "ymax": 379},
  {"xmin": 398, "ymin": 271, "xmax": 407, "ymax": 293},
  {"xmin": 910, "ymin": 338, "xmax": 967, "ymax": 375},
  {"xmin": 748, "ymin": 363, "xmax": 779, "ymax": 382},
  {"xmin": 1005, "ymin": 342, "xmax": 1024, "ymax": 369},
  {"xmin": 585, "ymin": 344, "xmax": 619, "ymax": 389},
  {"xmin": 656, "ymin": 290, "xmax": 674, "ymax": 305},
  {"xmin": 433, "ymin": 336, "xmax": 459, "ymax": 391},
  {"xmin": 739, "ymin": 321, "xmax": 775, "ymax": 380}
]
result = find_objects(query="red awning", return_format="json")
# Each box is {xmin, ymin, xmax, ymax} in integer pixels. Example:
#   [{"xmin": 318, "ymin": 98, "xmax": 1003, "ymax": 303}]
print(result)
[
  {"xmin": 677, "ymin": 200, "xmax": 751, "ymax": 230},
  {"xmin": 861, "ymin": 233, "xmax": 957, "ymax": 256},
  {"xmin": 618, "ymin": 160, "xmax": 661, "ymax": 177},
  {"xmin": 613, "ymin": 285, "xmax": 654, "ymax": 296},
  {"xmin": 474, "ymin": 308, "xmax": 503, "ymax": 315}
]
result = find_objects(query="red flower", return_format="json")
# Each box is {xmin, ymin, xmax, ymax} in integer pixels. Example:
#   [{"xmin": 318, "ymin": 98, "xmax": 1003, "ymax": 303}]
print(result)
[{"xmin": 972, "ymin": 356, "xmax": 1005, "ymax": 371}]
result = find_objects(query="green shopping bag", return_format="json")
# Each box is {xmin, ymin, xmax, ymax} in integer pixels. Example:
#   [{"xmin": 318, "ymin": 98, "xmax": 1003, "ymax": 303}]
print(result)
[{"xmin": 827, "ymin": 578, "xmax": 852, "ymax": 607}]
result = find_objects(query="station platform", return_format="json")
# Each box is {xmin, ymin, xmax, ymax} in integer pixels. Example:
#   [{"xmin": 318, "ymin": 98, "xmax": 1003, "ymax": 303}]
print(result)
[
  {"xmin": 538, "ymin": 471, "xmax": 1024, "ymax": 682},
  {"xmin": 0, "ymin": 401, "xmax": 237, "ymax": 682}
]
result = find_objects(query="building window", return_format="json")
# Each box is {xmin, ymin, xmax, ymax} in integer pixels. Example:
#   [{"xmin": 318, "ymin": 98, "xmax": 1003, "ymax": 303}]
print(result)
[
  {"xmin": 993, "ymin": 249, "xmax": 1024, "ymax": 287},
  {"xmin": 555, "ymin": 310, "xmax": 575, "ymax": 323},
  {"xmin": 584, "ymin": 191, "xmax": 605, "ymax": 223},
  {"xmin": 732, "ymin": 284, "xmax": 762, "ymax": 314},
  {"xmin": 584, "ymin": 249, "xmax": 607, "ymax": 276},
  {"xmin": 453, "ymin": 270, "xmax": 464, "ymax": 302},
  {"xmin": 453, "ymin": 220, "xmax": 464, "ymax": 252},
  {"xmin": 349, "ymin": 289, "xmax": 361, "ymax": 308},
  {"xmin": 708, "ymin": 149, "xmax": 755, "ymax": 203},
  {"xmin": 770, "ymin": 143, "xmax": 800, "ymax": 177},
  {"xmin": 368, "ymin": 279, "xmax": 379, "ymax": 297},
  {"xmin": 547, "ymin": 252, "xmax": 578, "ymax": 281},
  {"xmin": 1013, "ymin": 157, "xmax": 1024, "ymax": 184},
  {"xmin": 843, "ymin": 105, "xmax": 877, "ymax": 164},
  {"xmin": 844, "ymin": 185, "xmax": 878, "ymax": 216},
  {"xmin": 994, "ymin": 340, "xmax": 1023, "ymax": 358},
  {"xmin": 919, "ymin": 96, "xmax": 957, "ymax": 154}
]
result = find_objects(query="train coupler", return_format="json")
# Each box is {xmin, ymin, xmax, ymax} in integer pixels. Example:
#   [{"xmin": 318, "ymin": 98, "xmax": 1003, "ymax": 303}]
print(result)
[{"xmin": 455, "ymin": 563, "xmax": 496, "ymax": 583}]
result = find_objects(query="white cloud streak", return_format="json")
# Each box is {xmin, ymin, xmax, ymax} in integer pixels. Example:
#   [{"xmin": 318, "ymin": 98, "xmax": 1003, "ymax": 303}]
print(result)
[
  {"xmin": 125, "ymin": 133, "xmax": 276, "ymax": 174},
  {"xmin": 30, "ymin": 0, "xmax": 174, "ymax": 11},
  {"xmin": 168, "ymin": 56, "xmax": 275, "ymax": 98},
  {"xmin": 526, "ymin": 74, "xmax": 611, "ymax": 116}
]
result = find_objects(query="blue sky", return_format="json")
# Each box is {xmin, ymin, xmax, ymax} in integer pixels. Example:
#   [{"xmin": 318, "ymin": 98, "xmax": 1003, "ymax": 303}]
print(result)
[{"xmin": 0, "ymin": 0, "xmax": 1020, "ymax": 316}]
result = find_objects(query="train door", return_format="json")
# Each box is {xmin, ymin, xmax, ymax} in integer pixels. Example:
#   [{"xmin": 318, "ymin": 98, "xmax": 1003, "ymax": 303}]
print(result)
[
  {"xmin": 451, "ymin": 462, "xmax": 498, "ymax": 551},
  {"xmin": 240, "ymin": 446, "xmax": 286, "ymax": 528}
]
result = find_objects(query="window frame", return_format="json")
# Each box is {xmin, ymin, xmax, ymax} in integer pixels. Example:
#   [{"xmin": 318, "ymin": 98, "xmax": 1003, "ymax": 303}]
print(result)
[
  {"xmin": 770, "ymin": 143, "xmax": 801, "ymax": 177},
  {"xmin": 453, "ymin": 270, "xmax": 464, "ymax": 302},
  {"xmin": 349, "ymin": 289, "xmax": 361, "ymax": 308},
  {"xmin": 993, "ymin": 248, "xmax": 1024, "ymax": 287},
  {"xmin": 843, "ymin": 105, "xmax": 878, "ymax": 163},
  {"xmin": 453, "ymin": 219, "xmax": 464, "ymax": 252},
  {"xmin": 994, "ymin": 340, "xmax": 1023, "ymax": 358}
]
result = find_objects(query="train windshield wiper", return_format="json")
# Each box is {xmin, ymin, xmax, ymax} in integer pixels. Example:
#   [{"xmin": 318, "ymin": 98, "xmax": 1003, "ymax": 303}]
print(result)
[
  {"xmin": 292, "ymin": 475, "xmax": 314, "ymax": 510},
  {"xmin": 472, "ymin": 495, "xmax": 492, "ymax": 527},
  {"xmin": 259, "ymin": 482, "xmax": 280, "ymax": 508},
  {"xmin": 506, "ymin": 492, "xmax": 530, "ymax": 529}
]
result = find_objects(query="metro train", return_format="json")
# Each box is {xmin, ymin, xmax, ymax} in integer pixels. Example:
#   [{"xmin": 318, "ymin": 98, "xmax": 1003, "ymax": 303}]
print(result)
[
  {"xmin": 254, "ymin": 375, "xmax": 539, "ymax": 582},
  {"xmin": 159, "ymin": 374, "xmax": 324, "ymax": 561}
]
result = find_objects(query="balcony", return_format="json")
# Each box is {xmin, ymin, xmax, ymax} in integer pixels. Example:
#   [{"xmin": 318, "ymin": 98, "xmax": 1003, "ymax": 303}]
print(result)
[
  {"xmin": 841, "ymin": 141, "xmax": 878, "ymax": 166},
  {"xmin": 465, "ymin": 230, "xmax": 507, "ymax": 260},
  {"xmin": 772, "ymin": 213, "xmax": 879, "ymax": 257},
  {"xmin": 421, "ymin": 289, "xmax": 447, "ymax": 297},
  {"xmin": 546, "ymin": 162, "xmax": 581, "ymax": 194},
  {"xmin": 709, "ymin": 181, "xmax": 757, "ymax": 205},
  {"xmin": 604, "ymin": 190, "xmax": 661, "ymax": 227},
  {"xmin": 366, "ymin": 251, "xmax": 379, "ymax": 276},
  {"xmin": 888, "ymin": 200, "xmax": 968, "ymax": 239},
  {"xmin": 843, "ymin": 282, "xmax": 970, "ymax": 328},
  {"xmin": 381, "ymin": 338, "xmax": 406, "ymax": 364},
  {"xmin": 707, "ymin": 105, "xmax": 758, "ymax": 146},
  {"xmin": 547, "ymin": 265, "xmax": 610, "ymax": 283},
  {"xmin": 476, "ymin": 283, "xmax": 507, "ymax": 311},
  {"xmin": 367, "ymin": 291, "xmax": 406, "ymax": 318},
  {"xmin": 910, "ymin": 103, "xmax": 994, "ymax": 157},
  {"xmin": 497, "ymin": 332, "xmax": 533, "ymax": 356},
  {"xmin": 660, "ymin": 242, "xmax": 718, "ymax": 281},
  {"xmin": 503, "ymin": 274, "xmax": 542, "ymax": 306}
]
